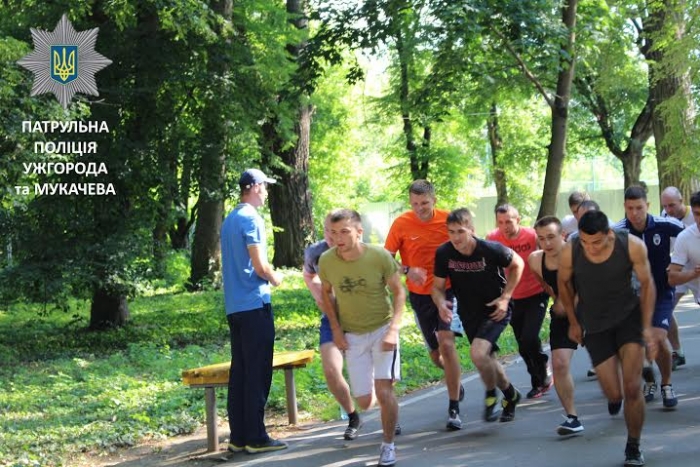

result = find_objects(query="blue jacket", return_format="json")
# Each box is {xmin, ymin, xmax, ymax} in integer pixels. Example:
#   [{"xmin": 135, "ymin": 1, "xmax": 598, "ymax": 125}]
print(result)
[{"xmin": 614, "ymin": 214, "xmax": 684, "ymax": 295}]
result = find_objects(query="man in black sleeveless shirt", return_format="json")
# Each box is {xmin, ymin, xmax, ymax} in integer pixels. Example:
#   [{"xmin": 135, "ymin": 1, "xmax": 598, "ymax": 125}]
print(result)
[
  {"xmin": 528, "ymin": 216, "xmax": 583, "ymax": 436},
  {"xmin": 558, "ymin": 211, "xmax": 656, "ymax": 467}
]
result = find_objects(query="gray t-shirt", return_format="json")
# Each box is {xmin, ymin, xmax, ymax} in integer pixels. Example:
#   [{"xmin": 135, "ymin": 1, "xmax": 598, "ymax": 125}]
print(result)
[{"xmin": 303, "ymin": 240, "xmax": 330, "ymax": 275}]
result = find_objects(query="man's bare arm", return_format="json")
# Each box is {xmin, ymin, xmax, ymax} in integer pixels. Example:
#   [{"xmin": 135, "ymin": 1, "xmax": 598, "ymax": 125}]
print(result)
[
  {"xmin": 248, "ymin": 244, "xmax": 282, "ymax": 286},
  {"xmin": 668, "ymin": 263, "xmax": 700, "ymax": 286}
]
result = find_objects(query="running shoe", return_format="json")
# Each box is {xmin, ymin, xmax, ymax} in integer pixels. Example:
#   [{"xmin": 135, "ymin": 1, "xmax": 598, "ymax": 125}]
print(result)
[
  {"xmin": 344, "ymin": 419, "xmax": 362, "ymax": 440},
  {"xmin": 378, "ymin": 443, "xmax": 396, "ymax": 466},
  {"xmin": 526, "ymin": 378, "xmax": 552, "ymax": 399},
  {"xmin": 643, "ymin": 382, "xmax": 657, "ymax": 403},
  {"xmin": 624, "ymin": 444, "xmax": 645, "ymax": 466},
  {"xmin": 556, "ymin": 415, "xmax": 584, "ymax": 436},
  {"xmin": 394, "ymin": 423, "xmax": 402, "ymax": 436},
  {"xmin": 661, "ymin": 384, "xmax": 678, "ymax": 409},
  {"xmin": 446, "ymin": 409, "xmax": 462, "ymax": 431},
  {"xmin": 586, "ymin": 368, "xmax": 596, "ymax": 378},
  {"xmin": 483, "ymin": 395, "xmax": 500, "ymax": 422},
  {"xmin": 459, "ymin": 383, "xmax": 465, "ymax": 402},
  {"xmin": 608, "ymin": 400, "xmax": 622, "ymax": 415},
  {"xmin": 499, "ymin": 389, "xmax": 522, "ymax": 422},
  {"xmin": 245, "ymin": 438, "xmax": 288, "ymax": 454},
  {"xmin": 672, "ymin": 351, "xmax": 686, "ymax": 370},
  {"xmin": 228, "ymin": 443, "xmax": 245, "ymax": 453}
]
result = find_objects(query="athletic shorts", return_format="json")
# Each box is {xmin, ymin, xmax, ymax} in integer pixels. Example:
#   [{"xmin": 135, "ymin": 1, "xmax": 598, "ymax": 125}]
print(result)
[
  {"xmin": 345, "ymin": 324, "xmax": 401, "ymax": 397},
  {"xmin": 409, "ymin": 291, "xmax": 463, "ymax": 351},
  {"xmin": 319, "ymin": 314, "xmax": 333, "ymax": 346},
  {"xmin": 652, "ymin": 289, "xmax": 675, "ymax": 331},
  {"xmin": 584, "ymin": 310, "xmax": 644, "ymax": 367},
  {"xmin": 459, "ymin": 305, "xmax": 511, "ymax": 354},
  {"xmin": 549, "ymin": 308, "xmax": 578, "ymax": 351}
]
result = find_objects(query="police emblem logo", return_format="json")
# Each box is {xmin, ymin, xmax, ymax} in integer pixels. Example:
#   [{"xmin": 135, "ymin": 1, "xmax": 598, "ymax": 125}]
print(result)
[
  {"xmin": 17, "ymin": 14, "xmax": 111, "ymax": 109},
  {"xmin": 51, "ymin": 45, "xmax": 78, "ymax": 84},
  {"xmin": 653, "ymin": 233, "xmax": 661, "ymax": 246}
]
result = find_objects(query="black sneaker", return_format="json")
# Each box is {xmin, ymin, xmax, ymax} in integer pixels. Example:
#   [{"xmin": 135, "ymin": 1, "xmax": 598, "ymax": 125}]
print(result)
[
  {"xmin": 228, "ymin": 443, "xmax": 245, "ymax": 453},
  {"xmin": 459, "ymin": 383, "xmax": 465, "ymax": 402},
  {"xmin": 245, "ymin": 438, "xmax": 288, "ymax": 454},
  {"xmin": 643, "ymin": 382, "xmax": 657, "ymax": 402},
  {"xmin": 394, "ymin": 423, "xmax": 402, "ymax": 436},
  {"xmin": 499, "ymin": 389, "xmax": 522, "ymax": 422},
  {"xmin": 624, "ymin": 444, "xmax": 645, "ymax": 466},
  {"xmin": 672, "ymin": 351, "xmax": 686, "ymax": 370},
  {"xmin": 556, "ymin": 415, "xmax": 584, "ymax": 436},
  {"xmin": 446, "ymin": 409, "xmax": 462, "ymax": 431},
  {"xmin": 344, "ymin": 420, "xmax": 362, "ymax": 440},
  {"xmin": 587, "ymin": 368, "xmax": 597, "ymax": 378},
  {"xmin": 608, "ymin": 400, "xmax": 622, "ymax": 416},
  {"xmin": 483, "ymin": 395, "xmax": 500, "ymax": 422}
]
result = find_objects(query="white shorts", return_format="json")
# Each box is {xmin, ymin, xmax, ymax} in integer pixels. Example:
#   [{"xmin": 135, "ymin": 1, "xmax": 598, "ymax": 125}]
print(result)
[{"xmin": 345, "ymin": 324, "xmax": 401, "ymax": 398}]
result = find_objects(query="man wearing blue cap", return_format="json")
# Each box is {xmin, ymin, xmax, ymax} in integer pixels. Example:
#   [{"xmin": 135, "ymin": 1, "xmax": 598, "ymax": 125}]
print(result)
[{"xmin": 221, "ymin": 168, "xmax": 287, "ymax": 454}]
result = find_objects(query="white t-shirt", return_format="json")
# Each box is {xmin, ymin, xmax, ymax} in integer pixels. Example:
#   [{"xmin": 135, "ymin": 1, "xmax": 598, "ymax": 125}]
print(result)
[
  {"xmin": 670, "ymin": 223, "xmax": 700, "ymax": 300},
  {"xmin": 662, "ymin": 207, "xmax": 694, "ymax": 227}
]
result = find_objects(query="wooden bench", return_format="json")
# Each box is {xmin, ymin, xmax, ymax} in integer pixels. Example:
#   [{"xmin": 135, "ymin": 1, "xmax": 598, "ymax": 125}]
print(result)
[{"xmin": 182, "ymin": 349, "xmax": 315, "ymax": 452}]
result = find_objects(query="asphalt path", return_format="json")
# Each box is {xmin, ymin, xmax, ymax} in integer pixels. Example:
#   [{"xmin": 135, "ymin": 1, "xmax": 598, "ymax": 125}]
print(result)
[{"xmin": 223, "ymin": 296, "xmax": 700, "ymax": 467}]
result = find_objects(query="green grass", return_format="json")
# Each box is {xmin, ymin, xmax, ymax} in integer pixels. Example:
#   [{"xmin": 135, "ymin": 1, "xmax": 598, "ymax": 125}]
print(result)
[{"xmin": 0, "ymin": 261, "xmax": 549, "ymax": 467}]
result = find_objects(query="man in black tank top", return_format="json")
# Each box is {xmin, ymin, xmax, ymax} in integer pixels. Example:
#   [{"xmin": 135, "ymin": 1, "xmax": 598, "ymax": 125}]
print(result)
[
  {"xmin": 528, "ymin": 216, "xmax": 583, "ymax": 436},
  {"xmin": 558, "ymin": 211, "xmax": 657, "ymax": 467}
]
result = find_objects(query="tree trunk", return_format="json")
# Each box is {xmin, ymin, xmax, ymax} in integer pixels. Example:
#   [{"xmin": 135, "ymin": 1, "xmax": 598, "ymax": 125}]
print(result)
[
  {"xmin": 188, "ymin": 0, "xmax": 232, "ymax": 288},
  {"xmin": 488, "ymin": 102, "xmax": 508, "ymax": 206},
  {"xmin": 537, "ymin": 0, "xmax": 577, "ymax": 218},
  {"xmin": 267, "ymin": 106, "xmax": 315, "ymax": 267},
  {"xmin": 643, "ymin": 0, "xmax": 695, "ymax": 197},
  {"xmin": 169, "ymin": 151, "xmax": 194, "ymax": 250},
  {"xmin": 89, "ymin": 286, "xmax": 130, "ymax": 330}
]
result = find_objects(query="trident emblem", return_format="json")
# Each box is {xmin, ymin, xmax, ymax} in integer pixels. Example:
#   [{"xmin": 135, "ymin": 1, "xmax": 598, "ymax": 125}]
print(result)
[{"xmin": 50, "ymin": 45, "xmax": 78, "ymax": 84}]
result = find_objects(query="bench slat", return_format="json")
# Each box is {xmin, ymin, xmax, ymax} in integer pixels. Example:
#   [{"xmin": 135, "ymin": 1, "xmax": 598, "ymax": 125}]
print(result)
[{"xmin": 181, "ymin": 349, "xmax": 315, "ymax": 386}]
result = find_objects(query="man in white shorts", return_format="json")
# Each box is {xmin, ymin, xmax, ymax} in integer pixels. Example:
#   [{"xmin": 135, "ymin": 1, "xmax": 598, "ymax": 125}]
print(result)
[
  {"xmin": 661, "ymin": 186, "xmax": 695, "ymax": 368},
  {"xmin": 668, "ymin": 191, "xmax": 700, "ymax": 317},
  {"xmin": 319, "ymin": 209, "xmax": 405, "ymax": 467}
]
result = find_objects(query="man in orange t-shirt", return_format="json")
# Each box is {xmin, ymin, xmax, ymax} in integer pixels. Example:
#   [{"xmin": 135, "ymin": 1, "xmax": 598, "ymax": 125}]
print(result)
[
  {"xmin": 385, "ymin": 180, "xmax": 465, "ymax": 431},
  {"xmin": 487, "ymin": 204, "xmax": 551, "ymax": 399}
]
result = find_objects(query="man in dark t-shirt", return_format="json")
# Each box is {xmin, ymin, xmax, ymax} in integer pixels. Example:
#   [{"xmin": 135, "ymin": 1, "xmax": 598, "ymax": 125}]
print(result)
[
  {"xmin": 432, "ymin": 208, "xmax": 524, "ymax": 425},
  {"xmin": 558, "ymin": 210, "xmax": 656, "ymax": 467}
]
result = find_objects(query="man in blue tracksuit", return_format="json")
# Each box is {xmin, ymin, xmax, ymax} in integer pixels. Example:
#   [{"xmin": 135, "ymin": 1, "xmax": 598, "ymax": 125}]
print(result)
[{"xmin": 614, "ymin": 185, "xmax": 684, "ymax": 409}]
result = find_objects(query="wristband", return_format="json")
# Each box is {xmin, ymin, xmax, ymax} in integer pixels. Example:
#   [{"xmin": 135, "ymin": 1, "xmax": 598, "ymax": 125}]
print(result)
[{"xmin": 402, "ymin": 265, "xmax": 410, "ymax": 275}]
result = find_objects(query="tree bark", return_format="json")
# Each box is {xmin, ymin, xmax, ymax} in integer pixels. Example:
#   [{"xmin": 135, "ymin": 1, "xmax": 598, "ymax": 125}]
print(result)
[
  {"xmin": 89, "ymin": 287, "xmax": 130, "ymax": 330},
  {"xmin": 260, "ymin": 0, "xmax": 315, "ymax": 267},
  {"xmin": 188, "ymin": 0, "xmax": 232, "ymax": 288},
  {"xmin": 643, "ymin": 0, "xmax": 694, "ymax": 197},
  {"xmin": 488, "ymin": 102, "xmax": 508, "ymax": 206},
  {"xmin": 537, "ymin": 0, "xmax": 578, "ymax": 218}
]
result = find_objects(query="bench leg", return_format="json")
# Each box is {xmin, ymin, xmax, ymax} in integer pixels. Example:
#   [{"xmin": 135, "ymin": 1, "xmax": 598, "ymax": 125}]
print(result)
[
  {"xmin": 205, "ymin": 387, "xmax": 219, "ymax": 452},
  {"xmin": 284, "ymin": 368, "xmax": 298, "ymax": 425}
]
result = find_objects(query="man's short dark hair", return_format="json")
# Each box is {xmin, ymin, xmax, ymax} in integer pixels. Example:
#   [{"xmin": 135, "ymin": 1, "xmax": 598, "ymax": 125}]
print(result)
[
  {"xmin": 329, "ymin": 208, "xmax": 362, "ymax": 227},
  {"xmin": 409, "ymin": 180, "xmax": 435, "ymax": 197},
  {"xmin": 578, "ymin": 210, "xmax": 611, "ymax": 235},
  {"xmin": 568, "ymin": 191, "xmax": 589, "ymax": 208},
  {"xmin": 534, "ymin": 215, "xmax": 562, "ymax": 232},
  {"xmin": 624, "ymin": 185, "xmax": 648, "ymax": 201},
  {"xmin": 577, "ymin": 199, "xmax": 600, "ymax": 213},
  {"xmin": 495, "ymin": 203, "xmax": 518, "ymax": 216},
  {"xmin": 690, "ymin": 191, "xmax": 700, "ymax": 209},
  {"xmin": 447, "ymin": 208, "xmax": 474, "ymax": 227}
]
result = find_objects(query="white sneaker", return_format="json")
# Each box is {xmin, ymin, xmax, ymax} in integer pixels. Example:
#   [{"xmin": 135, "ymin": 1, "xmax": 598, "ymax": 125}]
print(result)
[{"xmin": 378, "ymin": 443, "xmax": 396, "ymax": 466}]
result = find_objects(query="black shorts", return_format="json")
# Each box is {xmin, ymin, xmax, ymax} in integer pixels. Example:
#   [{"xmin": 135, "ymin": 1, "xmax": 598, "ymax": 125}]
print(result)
[
  {"xmin": 460, "ymin": 305, "xmax": 511, "ymax": 354},
  {"xmin": 549, "ymin": 308, "xmax": 578, "ymax": 351},
  {"xmin": 584, "ymin": 309, "xmax": 644, "ymax": 367},
  {"xmin": 409, "ymin": 291, "xmax": 455, "ymax": 351}
]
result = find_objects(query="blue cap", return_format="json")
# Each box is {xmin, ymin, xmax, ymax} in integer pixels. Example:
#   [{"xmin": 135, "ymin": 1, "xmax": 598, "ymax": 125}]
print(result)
[{"xmin": 239, "ymin": 168, "xmax": 276, "ymax": 189}]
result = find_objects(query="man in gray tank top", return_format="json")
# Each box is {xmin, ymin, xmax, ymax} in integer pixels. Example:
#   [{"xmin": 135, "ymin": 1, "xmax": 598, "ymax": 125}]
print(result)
[{"xmin": 557, "ymin": 210, "xmax": 656, "ymax": 467}]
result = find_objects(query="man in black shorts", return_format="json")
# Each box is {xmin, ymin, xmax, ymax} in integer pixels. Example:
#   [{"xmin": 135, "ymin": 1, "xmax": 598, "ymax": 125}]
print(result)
[
  {"xmin": 432, "ymin": 208, "xmax": 524, "ymax": 424},
  {"xmin": 529, "ymin": 216, "xmax": 583, "ymax": 436},
  {"xmin": 558, "ymin": 210, "xmax": 656, "ymax": 467}
]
